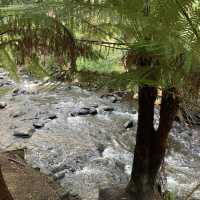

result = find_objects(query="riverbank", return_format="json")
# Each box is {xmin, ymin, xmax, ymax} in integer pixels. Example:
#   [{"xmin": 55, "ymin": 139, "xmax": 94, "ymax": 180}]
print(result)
[
  {"xmin": 0, "ymin": 69, "xmax": 199, "ymax": 200},
  {"xmin": 0, "ymin": 149, "xmax": 70, "ymax": 200}
]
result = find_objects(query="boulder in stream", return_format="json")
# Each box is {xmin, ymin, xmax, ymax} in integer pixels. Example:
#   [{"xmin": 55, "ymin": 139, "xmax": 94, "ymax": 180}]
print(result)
[
  {"xmin": 102, "ymin": 106, "xmax": 114, "ymax": 112},
  {"xmin": 89, "ymin": 107, "xmax": 98, "ymax": 115},
  {"xmin": 71, "ymin": 107, "xmax": 98, "ymax": 117},
  {"xmin": 48, "ymin": 113, "xmax": 57, "ymax": 120}
]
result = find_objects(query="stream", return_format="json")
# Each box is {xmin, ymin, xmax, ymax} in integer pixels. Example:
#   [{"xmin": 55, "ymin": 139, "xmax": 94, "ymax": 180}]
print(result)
[{"xmin": 0, "ymin": 69, "xmax": 199, "ymax": 200}]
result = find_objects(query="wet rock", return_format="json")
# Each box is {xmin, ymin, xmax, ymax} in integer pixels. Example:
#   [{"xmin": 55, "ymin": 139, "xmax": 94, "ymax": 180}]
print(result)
[
  {"xmin": 43, "ymin": 77, "xmax": 50, "ymax": 83},
  {"xmin": 101, "ymin": 94, "xmax": 120, "ymax": 103},
  {"xmin": 71, "ymin": 107, "xmax": 97, "ymax": 117},
  {"xmin": 12, "ymin": 88, "xmax": 20, "ymax": 96},
  {"xmin": 13, "ymin": 128, "xmax": 35, "ymax": 138},
  {"xmin": 33, "ymin": 80, "xmax": 39, "ymax": 84},
  {"xmin": 196, "ymin": 113, "xmax": 200, "ymax": 120},
  {"xmin": 53, "ymin": 171, "xmax": 66, "ymax": 181},
  {"xmin": 96, "ymin": 143, "xmax": 106, "ymax": 155},
  {"xmin": 124, "ymin": 120, "xmax": 135, "ymax": 129},
  {"xmin": 10, "ymin": 125, "xmax": 18, "ymax": 129},
  {"xmin": 11, "ymin": 111, "xmax": 25, "ymax": 118},
  {"xmin": 131, "ymin": 110, "xmax": 137, "ymax": 114},
  {"xmin": 71, "ymin": 108, "xmax": 90, "ymax": 116},
  {"xmin": 0, "ymin": 102, "xmax": 7, "ymax": 109},
  {"xmin": 33, "ymin": 121, "xmax": 45, "ymax": 129},
  {"xmin": 48, "ymin": 113, "xmax": 57, "ymax": 120},
  {"xmin": 3, "ymin": 82, "xmax": 13, "ymax": 86},
  {"xmin": 89, "ymin": 107, "xmax": 98, "ymax": 115},
  {"xmin": 51, "ymin": 163, "xmax": 68, "ymax": 174},
  {"xmin": 12, "ymin": 87, "xmax": 37, "ymax": 96},
  {"xmin": 102, "ymin": 106, "xmax": 114, "ymax": 112},
  {"xmin": 90, "ymin": 104, "xmax": 98, "ymax": 108}
]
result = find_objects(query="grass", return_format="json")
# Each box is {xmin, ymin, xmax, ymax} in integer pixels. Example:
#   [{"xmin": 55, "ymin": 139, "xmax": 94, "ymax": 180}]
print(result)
[
  {"xmin": 164, "ymin": 191, "xmax": 176, "ymax": 200},
  {"xmin": 77, "ymin": 50, "xmax": 125, "ymax": 73}
]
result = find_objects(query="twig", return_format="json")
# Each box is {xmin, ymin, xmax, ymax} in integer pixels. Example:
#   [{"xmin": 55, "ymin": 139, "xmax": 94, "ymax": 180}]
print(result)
[
  {"xmin": 8, "ymin": 158, "xmax": 26, "ymax": 167},
  {"xmin": 185, "ymin": 182, "xmax": 200, "ymax": 200}
]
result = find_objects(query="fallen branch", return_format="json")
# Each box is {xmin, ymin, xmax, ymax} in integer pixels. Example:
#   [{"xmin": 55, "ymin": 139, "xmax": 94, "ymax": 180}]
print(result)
[{"xmin": 185, "ymin": 182, "xmax": 200, "ymax": 200}]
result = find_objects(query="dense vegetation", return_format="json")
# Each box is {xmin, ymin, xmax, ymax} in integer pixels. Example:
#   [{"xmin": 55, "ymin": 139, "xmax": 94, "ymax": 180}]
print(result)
[{"xmin": 0, "ymin": 0, "xmax": 199, "ymax": 200}]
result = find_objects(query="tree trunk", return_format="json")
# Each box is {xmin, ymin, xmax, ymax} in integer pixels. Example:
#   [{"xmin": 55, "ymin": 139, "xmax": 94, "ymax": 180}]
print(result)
[
  {"xmin": 0, "ymin": 166, "xmax": 13, "ymax": 200},
  {"xmin": 126, "ymin": 87, "xmax": 179, "ymax": 200}
]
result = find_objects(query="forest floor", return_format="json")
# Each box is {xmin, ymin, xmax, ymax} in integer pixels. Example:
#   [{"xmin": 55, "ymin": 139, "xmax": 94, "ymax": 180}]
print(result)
[{"xmin": 0, "ymin": 149, "xmax": 69, "ymax": 200}]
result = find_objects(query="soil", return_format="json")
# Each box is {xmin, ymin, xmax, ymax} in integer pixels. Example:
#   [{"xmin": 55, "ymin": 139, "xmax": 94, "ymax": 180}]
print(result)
[{"xmin": 0, "ymin": 149, "xmax": 69, "ymax": 200}]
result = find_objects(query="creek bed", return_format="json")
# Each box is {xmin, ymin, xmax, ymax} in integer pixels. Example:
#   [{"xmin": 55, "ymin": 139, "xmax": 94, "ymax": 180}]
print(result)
[{"xmin": 0, "ymin": 70, "xmax": 199, "ymax": 200}]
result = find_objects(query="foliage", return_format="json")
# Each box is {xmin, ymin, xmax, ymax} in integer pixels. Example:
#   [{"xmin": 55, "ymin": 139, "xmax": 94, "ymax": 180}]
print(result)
[
  {"xmin": 164, "ymin": 191, "xmax": 176, "ymax": 200},
  {"xmin": 77, "ymin": 50, "xmax": 124, "ymax": 73},
  {"xmin": 0, "ymin": 0, "xmax": 199, "ymax": 91}
]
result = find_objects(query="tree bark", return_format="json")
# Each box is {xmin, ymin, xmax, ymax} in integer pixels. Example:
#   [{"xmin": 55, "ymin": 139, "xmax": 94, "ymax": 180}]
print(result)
[
  {"xmin": 0, "ymin": 166, "xmax": 13, "ymax": 200},
  {"xmin": 126, "ymin": 87, "xmax": 179, "ymax": 200}
]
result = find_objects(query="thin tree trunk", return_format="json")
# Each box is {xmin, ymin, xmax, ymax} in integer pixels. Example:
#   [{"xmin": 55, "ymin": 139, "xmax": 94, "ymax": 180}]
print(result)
[
  {"xmin": 126, "ymin": 85, "xmax": 159, "ymax": 200},
  {"xmin": 126, "ymin": 87, "xmax": 179, "ymax": 200},
  {"xmin": 0, "ymin": 166, "xmax": 13, "ymax": 200}
]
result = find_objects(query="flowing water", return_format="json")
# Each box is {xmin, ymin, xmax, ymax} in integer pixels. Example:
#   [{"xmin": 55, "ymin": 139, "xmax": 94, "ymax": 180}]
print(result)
[{"xmin": 0, "ymin": 70, "xmax": 199, "ymax": 200}]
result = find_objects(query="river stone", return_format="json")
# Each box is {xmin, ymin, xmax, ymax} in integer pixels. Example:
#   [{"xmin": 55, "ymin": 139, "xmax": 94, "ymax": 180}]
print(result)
[
  {"xmin": 53, "ymin": 171, "xmax": 66, "ymax": 181},
  {"xmin": 11, "ymin": 111, "xmax": 25, "ymax": 118},
  {"xmin": 131, "ymin": 110, "xmax": 137, "ymax": 114},
  {"xmin": 124, "ymin": 120, "xmax": 135, "ymax": 129},
  {"xmin": 110, "ymin": 96, "xmax": 118, "ymax": 103},
  {"xmin": 71, "ymin": 108, "xmax": 90, "ymax": 116},
  {"xmin": 96, "ymin": 143, "xmax": 106, "ymax": 155},
  {"xmin": 12, "ymin": 88, "xmax": 20, "ymax": 96},
  {"xmin": 90, "ymin": 104, "xmax": 98, "ymax": 108},
  {"xmin": 48, "ymin": 113, "xmax": 57, "ymax": 120},
  {"xmin": 89, "ymin": 107, "xmax": 98, "ymax": 115},
  {"xmin": 0, "ymin": 102, "xmax": 7, "ymax": 109},
  {"xmin": 13, "ymin": 128, "xmax": 35, "ymax": 138},
  {"xmin": 33, "ymin": 121, "xmax": 45, "ymax": 129},
  {"xmin": 71, "ymin": 107, "xmax": 97, "ymax": 116},
  {"xmin": 102, "ymin": 106, "xmax": 114, "ymax": 112}
]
